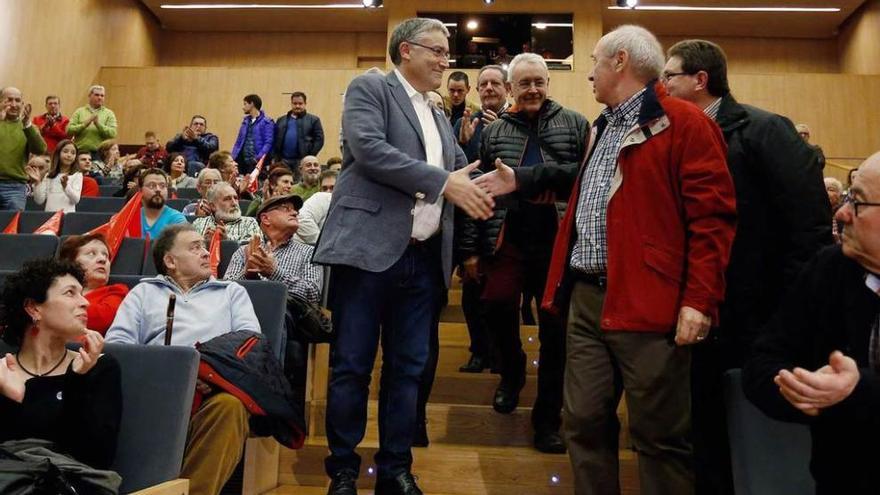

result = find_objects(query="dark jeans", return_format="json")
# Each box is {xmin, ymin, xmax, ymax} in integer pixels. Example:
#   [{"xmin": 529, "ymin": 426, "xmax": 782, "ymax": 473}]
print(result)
[
  {"xmin": 461, "ymin": 278, "xmax": 490, "ymax": 358},
  {"xmin": 481, "ymin": 243, "xmax": 565, "ymax": 433},
  {"xmin": 0, "ymin": 181, "xmax": 28, "ymax": 210},
  {"xmin": 415, "ymin": 287, "xmax": 446, "ymax": 423},
  {"xmin": 325, "ymin": 241, "xmax": 441, "ymax": 479}
]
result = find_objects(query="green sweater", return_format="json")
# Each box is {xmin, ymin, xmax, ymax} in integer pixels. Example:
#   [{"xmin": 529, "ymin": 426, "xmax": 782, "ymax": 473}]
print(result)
[
  {"xmin": 291, "ymin": 182, "xmax": 320, "ymax": 201},
  {"xmin": 0, "ymin": 122, "xmax": 47, "ymax": 182},
  {"xmin": 67, "ymin": 105, "xmax": 118, "ymax": 152}
]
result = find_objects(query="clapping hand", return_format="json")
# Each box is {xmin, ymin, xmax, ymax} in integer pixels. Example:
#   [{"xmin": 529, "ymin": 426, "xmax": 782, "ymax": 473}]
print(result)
[
  {"xmin": 60, "ymin": 174, "xmax": 69, "ymax": 189},
  {"xmin": 25, "ymin": 164, "xmax": 43, "ymax": 186},
  {"xmin": 72, "ymin": 330, "xmax": 104, "ymax": 375},
  {"xmin": 20, "ymin": 103, "xmax": 32, "ymax": 127},
  {"xmin": 0, "ymin": 354, "xmax": 26, "ymax": 403},
  {"xmin": 480, "ymin": 108, "xmax": 500, "ymax": 125},
  {"xmin": 245, "ymin": 237, "xmax": 276, "ymax": 277},
  {"xmin": 459, "ymin": 108, "xmax": 479, "ymax": 145}
]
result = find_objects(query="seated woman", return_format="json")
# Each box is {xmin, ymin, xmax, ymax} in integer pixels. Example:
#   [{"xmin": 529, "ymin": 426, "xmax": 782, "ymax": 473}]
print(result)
[
  {"xmin": 32, "ymin": 139, "xmax": 83, "ymax": 212},
  {"xmin": 93, "ymin": 139, "xmax": 129, "ymax": 182},
  {"xmin": 164, "ymin": 153, "xmax": 197, "ymax": 191},
  {"xmin": 0, "ymin": 258, "xmax": 122, "ymax": 470},
  {"xmin": 59, "ymin": 234, "xmax": 130, "ymax": 335}
]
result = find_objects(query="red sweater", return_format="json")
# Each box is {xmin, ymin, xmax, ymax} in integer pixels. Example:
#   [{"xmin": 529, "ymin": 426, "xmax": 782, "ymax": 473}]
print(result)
[
  {"xmin": 32, "ymin": 114, "xmax": 69, "ymax": 154},
  {"xmin": 81, "ymin": 176, "xmax": 99, "ymax": 197},
  {"xmin": 85, "ymin": 284, "xmax": 129, "ymax": 334},
  {"xmin": 543, "ymin": 82, "xmax": 737, "ymax": 332}
]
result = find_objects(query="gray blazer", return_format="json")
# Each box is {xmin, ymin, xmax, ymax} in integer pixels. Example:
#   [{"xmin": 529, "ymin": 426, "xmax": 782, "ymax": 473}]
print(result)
[{"xmin": 313, "ymin": 71, "xmax": 467, "ymax": 287}]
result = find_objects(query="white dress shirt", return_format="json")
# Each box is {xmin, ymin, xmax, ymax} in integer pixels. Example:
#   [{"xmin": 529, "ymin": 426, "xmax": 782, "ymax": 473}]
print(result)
[{"xmin": 394, "ymin": 68, "xmax": 445, "ymax": 241}]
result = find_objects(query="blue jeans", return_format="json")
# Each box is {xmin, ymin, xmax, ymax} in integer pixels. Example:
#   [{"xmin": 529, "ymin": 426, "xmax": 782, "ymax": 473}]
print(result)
[
  {"xmin": 325, "ymin": 240, "xmax": 441, "ymax": 479},
  {"xmin": 0, "ymin": 181, "xmax": 28, "ymax": 210}
]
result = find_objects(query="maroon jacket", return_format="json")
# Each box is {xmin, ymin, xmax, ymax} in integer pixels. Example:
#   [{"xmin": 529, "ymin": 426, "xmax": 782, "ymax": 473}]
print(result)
[{"xmin": 543, "ymin": 82, "xmax": 737, "ymax": 332}]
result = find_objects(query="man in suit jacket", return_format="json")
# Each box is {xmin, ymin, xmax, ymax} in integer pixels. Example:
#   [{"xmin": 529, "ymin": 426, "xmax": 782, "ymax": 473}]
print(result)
[
  {"xmin": 743, "ymin": 151, "xmax": 880, "ymax": 494},
  {"xmin": 313, "ymin": 17, "xmax": 494, "ymax": 495}
]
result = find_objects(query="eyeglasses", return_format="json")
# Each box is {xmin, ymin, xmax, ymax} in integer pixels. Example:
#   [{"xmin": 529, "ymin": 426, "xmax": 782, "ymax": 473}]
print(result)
[
  {"xmin": 142, "ymin": 182, "xmax": 168, "ymax": 190},
  {"xmin": 842, "ymin": 195, "xmax": 880, "ymax": 217},
  {"xmin": 406, "ymin": 40, "xmax": 450, "ymax": 60},
  {"xmin": 660, "ymin": 72, "xmax": 692, "ymax": 82}
]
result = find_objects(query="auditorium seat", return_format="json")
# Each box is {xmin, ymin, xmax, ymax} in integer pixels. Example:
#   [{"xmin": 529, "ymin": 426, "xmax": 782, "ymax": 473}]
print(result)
[
  {"xmin": 60, "ymin": 212, "xmax": 114, "ymax": 235},
  {"xmin": 175, "ymin": 188, "xmax": 200, "ymax": 200},
  {"xmin": 219, "ymin": 240, "xmax": 244, "ymax": 279},
  {"xmin": 109, "ymin": 274, "xmax": 145, "ymax": 289},
  {"xmin": 0, "ymin": 210, "xmax": 58, "ymax": 233},
  {"xmin": 237, "ymin": 280, "xmax": 287, "ymax": 361},
  {"xmin": 105, "ymin": 343, "xmax": 199, "ymax": 493},
  {"xmin": 167, "ymin": 198, "xmax": 190, "ymax": 212},
  {"xmin": 239, "ymin": 199, "xmax": 251, "ymax": 213},
  {"xmin": 0, "ymin": 234, "xmax": 60, "ymax": 271},
  {"xmin": 98, "ymin": 185, "xmax": 120, "ymax": 197},
  {"xmin": 58, "ymin": 235, "xmax": 145, "ymax": 275},
  {"xmin": 142, "ymin": 247, "xmax": 158, "ymax": 276},
  {"xmin": 723, "ymin": 369, "xmax": 815, "ymax": 495},
  {"xmin": 77, "ymin": 197, "xmax": 126, "ymax": 213}
]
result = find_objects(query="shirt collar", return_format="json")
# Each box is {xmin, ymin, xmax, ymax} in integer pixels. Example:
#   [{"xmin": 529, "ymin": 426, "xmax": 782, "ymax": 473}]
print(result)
[
  {"xmin": 162, "ymin": 275, "xmax": 211, "ymax": 294},
  {"xmin": 602, "ymin": 88, "xmax": 646, "ymax": 127},
  {"xmin": 703, "ymin": 97, "xmax": 723, "ymax": 121},
  {"xmin": 394, "ymin": 68, "xmax": 427, "ymax": 104},
  {"xmin": 866, "ymin": 273, "xmax": 880, "ymax": 294}
]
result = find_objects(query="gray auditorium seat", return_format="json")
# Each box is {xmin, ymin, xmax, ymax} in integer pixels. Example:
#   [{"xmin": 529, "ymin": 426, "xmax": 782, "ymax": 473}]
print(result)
[
  {"xmin": 58, "ymin": 235, "xmax": 146, "ymax": 275},
  {"xmin": 98, "ymin": 185, "xmax": 120, "ymax": 197},
  {"xmin": 0, "ymin": 210, "xmax": 58, "ymax": 233},
  {"xmin": 219, "ymin": 240, "xmax": 244, "ymax": 279},
  {"xmin": 60, "ymin": 212, "xmax": 113, "ymax": 235},
  {"xmin": 236, "ymin": 280, "xmax": 287, "ymax": 361},
  {"xmin": 724, "ymin": 369, "xmax": 815, "ymax": 495},
  {"xmin": 167, "ymin": 198, "xmax": 190, "ymax": 212},
  {"xmin": 105, "ymin": 343, "xmax": 199, "ymax": 493},
  {"xmin": 77, "ymin": 197, "xmax": 126, "ymax": 213},
  {"xmin": 0, "ymin": 234, "xmax": 60, "ymax": 271}
]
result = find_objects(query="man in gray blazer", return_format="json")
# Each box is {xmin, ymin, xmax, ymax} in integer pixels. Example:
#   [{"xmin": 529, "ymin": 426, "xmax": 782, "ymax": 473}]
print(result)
[{"xmin": 313, "ymin": 17, "xmax": 494, "ymax": 495}]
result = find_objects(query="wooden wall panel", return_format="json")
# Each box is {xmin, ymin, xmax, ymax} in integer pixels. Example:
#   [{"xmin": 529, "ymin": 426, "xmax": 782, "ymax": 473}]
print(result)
[
  {"xmin": 839, "ymin": 0, "xmax": 880, "ymax": 75},
  {"xmin": 658, "ymin": 36, "xmax": 839, "ymax": 74},
  {"xmin": 99, "ymin": 66, "xmax": 880, "ymax": 164},
  {"xmin": 0, "ymin": 0, "xmax": 159, "ymax": 114}
]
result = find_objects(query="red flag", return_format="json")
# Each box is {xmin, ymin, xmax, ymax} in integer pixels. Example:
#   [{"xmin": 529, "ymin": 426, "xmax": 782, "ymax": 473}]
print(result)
[
  {"xmin": 246, "ymin": 155, "xmax": 266, "ymax": 194},
  {"xmin": 33, "ymin": 211, "xmax": 64, "ymax": 235},
  {"xmin": 88, "ymin": 192, "xmax": 143, "ymax": 260},
  {"xmin": 2, "ymin": 212, "xmax": 20, "ymax": 234},
  {"xmin": 208, "ymin": 226, "xmax": 222, "ymax": 277}
]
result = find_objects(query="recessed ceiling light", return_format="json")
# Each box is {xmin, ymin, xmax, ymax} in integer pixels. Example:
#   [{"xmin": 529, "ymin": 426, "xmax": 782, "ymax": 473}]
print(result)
[
  {"xmin": 160, "ymin": 3, "xmax": 370, "ymax": 9},
  {"xmin": 607, "ymin": 5, "xmax": 840, "ymax": 12},
  {"xmin": 467, "ymin": 19, "xmax": 479, "ymax": 30}
]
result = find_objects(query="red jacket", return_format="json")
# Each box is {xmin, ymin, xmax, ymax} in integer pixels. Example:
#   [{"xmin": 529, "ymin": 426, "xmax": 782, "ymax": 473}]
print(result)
[
  {"xmin": 85, "ymin": 283, "xmax": 129, "ymax": 334},
  {"xmin": 33, "ymin": 113, "xmax": 70, "ymax": 154},
  {"xmin": 82, "ymin": 176, "xmax": 100, "ymax": 197},
  {"xmin": 543, "ymin": 82, "xmax": 737, "ymax": 332}
]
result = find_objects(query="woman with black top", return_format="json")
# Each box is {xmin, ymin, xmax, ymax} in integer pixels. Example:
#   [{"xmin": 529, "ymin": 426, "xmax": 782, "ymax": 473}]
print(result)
[{"xmin": 0, "ymin": 259, "xmax": 122, "ymax": 470}]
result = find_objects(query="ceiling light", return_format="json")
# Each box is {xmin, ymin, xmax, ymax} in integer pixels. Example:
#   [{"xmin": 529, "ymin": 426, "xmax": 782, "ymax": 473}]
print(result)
[
  {"xmin": 531, "ymin": 22, "xmax": 573, "ymax": 28},
  {"xmin": 160, "ymin": 3, "xmax": 370, "ymax": 9},
  {"xmin": 484, "ymin": 0, "xmax": 495, "ymax": 4},
  {"xmin": 467, "ymin": 19, "xmax": 479, "ymax": 30},
  {"xmin": 616, "ymin": 0, "xmax": 638, "ymax": 6},
  {"xmin": 534, "ymin": 22, "xmax": 547, "ymax": 29},
  {"xmin": 362, "ymin": 0, "xmax": 382, "ymax": 6},
  {"xmin": 607, "ymin": 4, "xmax": 840, "ymax": 12}
]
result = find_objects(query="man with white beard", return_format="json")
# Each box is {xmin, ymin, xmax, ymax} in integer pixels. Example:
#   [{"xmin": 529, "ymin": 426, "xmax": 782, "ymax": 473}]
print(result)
[{"xmin": 192, "ymin": 182, "xmax": 261, "ymax": 243}]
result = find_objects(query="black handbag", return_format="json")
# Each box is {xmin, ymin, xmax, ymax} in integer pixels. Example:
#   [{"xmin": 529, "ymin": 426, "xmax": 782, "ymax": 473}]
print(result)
[{"xmin": 285, "ymin": 296, "xmax": 334, "ymax": 343}]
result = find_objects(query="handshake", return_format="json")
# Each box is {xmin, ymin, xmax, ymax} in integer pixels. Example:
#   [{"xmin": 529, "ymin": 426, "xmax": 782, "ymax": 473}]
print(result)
[{"xmin": 443, "ymin": 159, "xmax": 518, "ymax": 220}]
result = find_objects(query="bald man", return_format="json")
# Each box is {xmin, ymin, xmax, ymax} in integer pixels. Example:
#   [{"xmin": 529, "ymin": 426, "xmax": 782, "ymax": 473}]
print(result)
[
  {"xmin": 291, "ymin": 155, "xmax": 321, "ymax": 201},
  {"xmin": 0, "ymin": 87, "xmax": 47, "ymax": 210}
]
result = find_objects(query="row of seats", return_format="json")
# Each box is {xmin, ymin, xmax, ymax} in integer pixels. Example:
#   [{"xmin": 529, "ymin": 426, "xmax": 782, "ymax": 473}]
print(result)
[
  {"xmin": 0, "ymin": 233, "xmax": 245, "ymax": 276},
  {"xmin": 0, "ymin": 210, "xmax": 201, "ymax": 236},
  {"xmin": 97, "ymin": 185, "xmax": 202, "ymax": 199},
  {"xmin": 24, "ymin": 196, "xmax": 252, "ymax": 213}
]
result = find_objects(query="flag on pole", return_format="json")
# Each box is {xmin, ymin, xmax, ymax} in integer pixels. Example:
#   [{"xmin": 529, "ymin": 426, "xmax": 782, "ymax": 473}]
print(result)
[{"xmin": 88, "ymin": 192, "xmax": 143, "ymax": 260}]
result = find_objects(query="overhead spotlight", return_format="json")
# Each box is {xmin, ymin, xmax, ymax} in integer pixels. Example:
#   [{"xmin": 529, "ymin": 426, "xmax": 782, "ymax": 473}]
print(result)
[
  {"xmin": 466, "ymin": 19, "xmax": 479, "ymax": 30},
  {"xmin": 534, "ymin": 22, "xmax": 547, "ymax": 29},
  {"xmin": 362, "ymin": 0, "xmax": 382, "ymax": 7},
  {"xmin": 616, "ymin": 0, "xmax": 638, "ymax": 7},
  {"xmin": 484, "ymin": 0, "xmax": 495, "ymax": 4}
]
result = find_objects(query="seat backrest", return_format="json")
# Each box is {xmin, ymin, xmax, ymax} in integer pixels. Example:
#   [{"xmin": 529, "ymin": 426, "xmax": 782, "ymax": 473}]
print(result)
[
  {"xmin": 238, "ymin": 199, "xmax": 251, "ymax": 213},
  {"xmin": 77, "ymin": 197, "xmax": 126, "ymax": 213},
  {"xmin": 57, "ymin": 235, "xmax": 146, "ymax": 275},
  {"xmin": 108, "ymin": 274, "xmax": 144, "ymax": 289},
  {"xmin": 167, "ymin": 199, "xmax": 190, "ymax": 212},
  {"xmin": 723, "ymin": 369, "xmax": 815, "ymax": 495},
  {"xmin": 219, "ymin": 240, "xmax": 243, "ymax": 279},
  {"xmin": 235, "ymin": 280, "xmax": 287, "ymax": 361},
  {"xmin": 0, "ymin": 234, "xmax": 60, "ymax": 271},
  {"xmin": 174, "ymin": 188, "xmax": 200, "ymax": 200},
  {"xmin": 105, "ymin": 343, "xmax": 199, "ymax": 493},
  {"xmin": 20, "ymin": 211, "xmax": 58, "ymax": 233},
  {"xmin": 60, "ymin": 212, "xmax": 114, "ymax": 235},
  {"xmin": 98, "ymin": 185, "xmax": 119, "ymax": 197},
  {"xmin": 25, "ymin": 197, "xmax": 40, "ymax": 211}
]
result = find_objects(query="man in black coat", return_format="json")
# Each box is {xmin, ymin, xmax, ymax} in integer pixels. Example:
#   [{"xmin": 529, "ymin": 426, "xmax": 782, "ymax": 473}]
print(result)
[
  {"xmin": 744, "ymin": 151, "xmax": 880, "ymax": 495},
  {"xmin": 273, "ymin": 91, "xmax": 325, "ymax": 179},
  {"xmin": 662, "ymin": 39, "xmax": 833, "ymax": 495}
]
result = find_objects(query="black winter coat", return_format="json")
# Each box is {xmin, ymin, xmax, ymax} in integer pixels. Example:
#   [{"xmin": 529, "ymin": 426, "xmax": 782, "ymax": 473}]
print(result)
[
  {"xmin": 714, "ymin": 94, "xmax": 833, "ymax": 367},
  {"xmin": 743, "ymin": 246, "xmax": 880, "ymax": 494},
  {"xmin": 456, "ymin": 100, "xmax": 588, "ymax": 261},
  {"xmin": 273, "ymin": 112, "xmax": 325, "ymax": 161}
]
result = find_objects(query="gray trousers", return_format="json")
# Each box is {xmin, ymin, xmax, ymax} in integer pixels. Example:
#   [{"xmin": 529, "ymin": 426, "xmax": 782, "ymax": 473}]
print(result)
[{"xmin": 563, "ymin": 280, "xmax": 694, "ymax": 495}]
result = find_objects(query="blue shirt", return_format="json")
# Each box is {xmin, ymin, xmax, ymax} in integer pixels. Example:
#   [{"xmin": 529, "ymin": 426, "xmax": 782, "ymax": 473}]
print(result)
[
  {"xmin": 142, "ymin": 205, "xmax": 187, "ymax": 240},
  {"xmin": 282, "ymin": 117, "xmax": 300, "ymax": 159}
]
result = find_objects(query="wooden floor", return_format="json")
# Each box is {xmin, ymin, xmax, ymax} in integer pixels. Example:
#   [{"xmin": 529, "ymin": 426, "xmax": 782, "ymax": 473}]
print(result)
[{"xmin": 269, "ymin": 285, "xmax": 641, "ymax": 494}]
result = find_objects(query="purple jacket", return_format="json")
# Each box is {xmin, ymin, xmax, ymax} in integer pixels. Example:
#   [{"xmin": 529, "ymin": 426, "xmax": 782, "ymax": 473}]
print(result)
[{"xmin": 231, "ymin": 111, "xmax": 275, "ymax": 163}]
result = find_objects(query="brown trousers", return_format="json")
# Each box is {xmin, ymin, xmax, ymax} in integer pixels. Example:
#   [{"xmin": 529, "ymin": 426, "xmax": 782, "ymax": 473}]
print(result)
[
  {"xmin": 563, "ymin": 280, "xmax": 694, "ymax": 495},
  {"xmin": 181, "ymin": 392, "xmax": 250, "ymax": 495}
]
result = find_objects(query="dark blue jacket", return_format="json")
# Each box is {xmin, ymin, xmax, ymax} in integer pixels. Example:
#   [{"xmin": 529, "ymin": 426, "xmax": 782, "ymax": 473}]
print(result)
[{"xmin": 231, "ymin": 111, "xmax": 275, "ymax": 164}]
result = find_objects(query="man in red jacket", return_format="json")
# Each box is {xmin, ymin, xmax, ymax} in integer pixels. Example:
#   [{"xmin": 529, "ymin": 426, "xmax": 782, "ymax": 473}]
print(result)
[
  {"xmin": 476, "ymin": 25, "xmax": 737, "ymax": 494},
  {"xmin": 32, "ymin": 95, "xmax": 69, "ymax": 154}
]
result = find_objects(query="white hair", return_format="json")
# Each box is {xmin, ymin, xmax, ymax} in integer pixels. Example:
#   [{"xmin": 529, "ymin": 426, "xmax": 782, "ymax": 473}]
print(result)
[
  {"xmin": 507, "ymin": 53, "xmax": 548, "ymax": 82},
  {"xmin": 206, "ymin": 181, "xmax": 235, "ymax": 202},
  {"xmin": 599, "ymin": 25, "xmax": 665, "ymax": 81},
  {"xmin": 824, "ymin": 177, "xmax": 843, "ymax": 192},
  {"xmin": 88, "ymin": 85, "xmax": 105, "ymax": 95}
]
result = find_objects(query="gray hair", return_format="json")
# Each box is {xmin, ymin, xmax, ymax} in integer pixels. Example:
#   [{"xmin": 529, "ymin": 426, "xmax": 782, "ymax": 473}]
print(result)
[
  {"xmin": 599, "ymin": 25, "xmax": 665, "ymax": 81},
  {"xmin": 388, "ymin": 18, "xmax": 449, "ymax": 66},
  {"xmin": 206, "ymin": 181, "xmax": 234, "ymax": 202},
  {"xmin": 824, "ymin": 177, "xmax": 843, "ymax": 192},
  {"xmin": 88, "ymin": 85, "xmax": 105, "ymax": 95},
  {"xmin": 507, "ymin": 53, "xmax": 548, "ymax": 82},
  {"xmin": 478, "ymin": 64, "xmax": 508, "ymax": 83},
  {"xmin": 197, "ymin": 167, "xmax": 222, "ymax": 184}
]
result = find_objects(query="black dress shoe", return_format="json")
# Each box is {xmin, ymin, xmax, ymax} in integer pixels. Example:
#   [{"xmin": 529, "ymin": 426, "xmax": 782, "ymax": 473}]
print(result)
[
  {"xmin": 327, "ymin": 469, "xmax": 358, "ymax": 495},
  {"xmin": 493, "ymin": 380, "xmax": 524, "ymax": 414},
  {"xmin": 534, "ymin": 430, "xmax": 567, "ymax": 454},
  {"xmin": 374, "ymin": 472, "xmax": 423, "ymax": 495},
  {"xmin": 413, "ymin": 419, "xmax": 429, "ymax": 448},
  {"xmin": 459, "ymin": 354, "xmax": 489, "ymax": 373}
]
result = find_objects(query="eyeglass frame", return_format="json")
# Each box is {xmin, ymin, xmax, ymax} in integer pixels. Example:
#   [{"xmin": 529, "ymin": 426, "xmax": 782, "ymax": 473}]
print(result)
[
  {"xmin": 842, "ymin": 195, "xmax": 880, "ymax": 217},
  {"xmin": 405, "ymin": 40, "xmax": 450, "ymax": 60},
  {"xmin": 660, "ymin": 71, "xmax": 692, "ymax": 83}
]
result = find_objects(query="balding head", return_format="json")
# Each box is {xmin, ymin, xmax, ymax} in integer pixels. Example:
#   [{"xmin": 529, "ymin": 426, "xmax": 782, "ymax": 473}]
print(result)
[
  {"xmin": 835, "ymin": 151, "xmax": 880, "ymax": 272},
  {"xmin": 1, "ymin": 87, "xmax": 23, "ymax": 120}
]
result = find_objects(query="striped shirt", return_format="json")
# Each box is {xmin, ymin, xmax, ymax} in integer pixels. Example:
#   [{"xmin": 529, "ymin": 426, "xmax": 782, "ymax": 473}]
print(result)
[
  {"xmin": 192, "ymin": 215, "xmax": 261, "ymax": 243},
  {"xmin": 224, "ymin": 236, "xmax": 323, "ymax": 304},
  {"xmin": 704, "ymin": 97, "xmax": 723, "ymax": 121},
  {"xmin": 570, "ymin": 88, "xmax": 646, "ymax": 274}
]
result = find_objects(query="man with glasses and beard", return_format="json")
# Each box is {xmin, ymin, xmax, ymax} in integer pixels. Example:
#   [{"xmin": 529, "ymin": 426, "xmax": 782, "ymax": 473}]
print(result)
[
  {"xmin": 139, "ymin": 168, "xmax": 187, "ymax": 239},
  {"xmin": 193, "ymin": 182, "xmax": 261, "ymax": 243}
]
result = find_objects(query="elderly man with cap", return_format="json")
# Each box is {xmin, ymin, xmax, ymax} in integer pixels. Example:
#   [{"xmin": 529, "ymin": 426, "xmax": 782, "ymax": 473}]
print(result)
[{"xmin": 223, "ymin": 194, "xmax": 322, "ymax": 303}]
